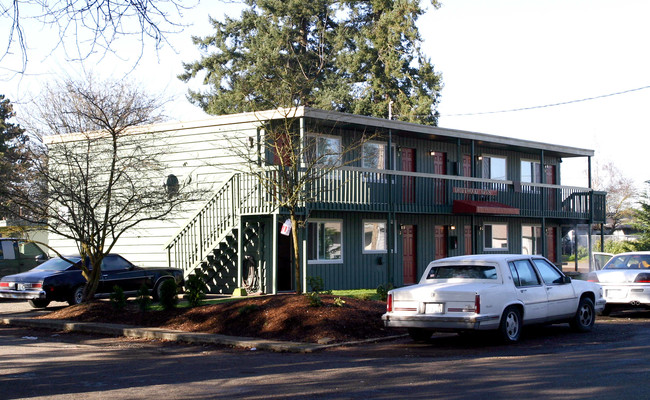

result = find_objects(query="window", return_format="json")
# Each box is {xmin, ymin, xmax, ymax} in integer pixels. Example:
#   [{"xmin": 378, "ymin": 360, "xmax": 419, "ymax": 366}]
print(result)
[
  {"xmin": 509, "ymin": 260, "xmax": 541, "ymax": 287},
  {"xmin": 305, "ymin": 135, "xmax": 341, "ymax": 167},
  {"xmin": 363, "ymin": 221, "xmax": 387, "ymax": 253},
  {"xmin": 482, "ymin": 156, "xmax": 507, "ymax": 180},
  {"xmin": 362, "ymin": 142, "xmax": 387, "ymax": 170},
  {"xmin": 101, "ymin": 255, "xmax": 132, "ymax": 271},
  {"xmin": 484, "ymin": 223, "xmax": 508, "ymax": 250},
  {"xmin": 533, "ymin": 259, "xmax": 564, "ymax": 284},
  {"xmin": 307, "ymin": 220, "xmax": 342, "ymax": 262},
  {"xmin": 521, "ymin": 160, "xmax": 541, "ymax": 183},
  {"xmin": 426, "ymin": 265, "xmax": 497, "ymax": 280},
  {"xmin": 522, "ymin": 225, "xmax": 543, "ymax": 255}
]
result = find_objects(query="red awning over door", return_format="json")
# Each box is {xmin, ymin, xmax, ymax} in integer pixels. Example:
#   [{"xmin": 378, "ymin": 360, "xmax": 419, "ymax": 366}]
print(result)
[{"xmin": 452, "ymin": 200, "xmax": 520, "ymax": 215}]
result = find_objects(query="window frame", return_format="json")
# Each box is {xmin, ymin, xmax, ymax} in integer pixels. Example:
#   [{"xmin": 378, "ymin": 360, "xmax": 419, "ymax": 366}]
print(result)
[
  {"xmin": 307, "ymin": 219, "xmax": 343, "ymax": 264},
  {"xmin": 304, "ymin": 133, "xmax": 342, "ymax": 168},
  {"xmin": 521, "ymin": 225, "xmax": 543, "ymax": 255},
  {"xmin": 520, "ymin": 159, "xmax": 542, "ymax": 183},
  {"xmin": 362, "ymin": 220, "xmax": 388, "ymax": 254},
  {"xmin": 482, "ymin": 155, "xmax": 508, "ymax": 180},
  {"xmin": 483, "ymin": 222, "xmax": 509, "ymax": 251}
]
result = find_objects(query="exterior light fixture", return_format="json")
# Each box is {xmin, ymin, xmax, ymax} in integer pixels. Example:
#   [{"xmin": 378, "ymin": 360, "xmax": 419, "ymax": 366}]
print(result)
[{"xmin": 429, "ymin": 150, "xmax": 436, "ymax": 156}]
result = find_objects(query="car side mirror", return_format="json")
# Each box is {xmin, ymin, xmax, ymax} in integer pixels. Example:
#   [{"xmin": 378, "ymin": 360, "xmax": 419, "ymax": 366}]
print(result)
[
  {"xmin": 35, "ymin": 254, "xmax": 48, "ymax": 261},
  {"xmin": 562, "ymin": 276, "xmax": 572, "ymax": 284}
]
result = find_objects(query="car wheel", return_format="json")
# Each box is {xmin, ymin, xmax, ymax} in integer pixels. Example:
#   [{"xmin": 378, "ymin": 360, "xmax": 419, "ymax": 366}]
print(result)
[
  {"xmin": 499, "ymin": 306, "xmax": 522, "ymax": 343},
  {"xmin": 68, "ymin": 286, "xmax": 85, "ymax": 306},
  {"xmin": 407, "ymin": 328, "xmax": 432, "ymax": 342},
  {"xmin": 570, "ymin": 297, "xmax": 595, "ymax": 332},
  {"xmin": 28, "ymin": 299, "xmax": 50, "ymax": 308},
  {"xmin": 152, "ymin": 279, "xmax": 169, "ymax": 302}
]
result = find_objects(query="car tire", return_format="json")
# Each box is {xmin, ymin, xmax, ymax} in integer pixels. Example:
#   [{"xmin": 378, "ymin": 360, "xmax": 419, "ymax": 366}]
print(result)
[
  {"xmin": 407, "ymin": 328, "xmax": 432, "ymax": 342},
  {"xmin": 152, "ymin": 279, "xmax": 169, "ymax": 302},
  {"xmin": 499, "ymin": 306, "xmax": 522, "ymax": 343},
  {"xmin": 570, "ymin": 297, "xmax": 595, "ymax": 332},
  {"xmin": 68, "ymin": 285, "xmax": 85, "ymax": 306},
  {"xmin": 28, "ymin": 299, "xmax": 50, "ymax": 309}
]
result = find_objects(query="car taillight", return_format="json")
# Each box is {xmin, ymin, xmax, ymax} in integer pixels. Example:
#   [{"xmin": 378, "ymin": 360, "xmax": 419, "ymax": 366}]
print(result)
[
  {"xmin": 475, "ymin": 294, "xmax": 480, "ymax": 314},
  {"xmin": 0, "ymin": 282, "xmax": 8, "ymax": 288},
  {"xmin": 586, "ymin": 273, "xmax": 599, "ymax": 282},
  {"xmin": 30, "ymin": 283, "xmax": 43, "ymax": 289},
  {"xmin": 635, "ymin": 273, "xmax": 650, "ymax": 283},
  {"xmin": 386, "ymin": 293, "xmax": 393, "ymax": 312}
]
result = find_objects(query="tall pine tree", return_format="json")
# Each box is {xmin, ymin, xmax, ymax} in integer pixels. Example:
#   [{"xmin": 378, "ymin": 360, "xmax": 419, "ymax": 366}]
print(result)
[{"xmin": 180, "ymin": 0, "xmax": 442, "ymax": 125}]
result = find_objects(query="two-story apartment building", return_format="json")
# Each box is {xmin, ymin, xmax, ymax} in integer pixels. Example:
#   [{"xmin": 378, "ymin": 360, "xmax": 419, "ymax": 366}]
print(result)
[{"xmin": 47, "ymin": 107, "xmax": 606, "ymax": 294}]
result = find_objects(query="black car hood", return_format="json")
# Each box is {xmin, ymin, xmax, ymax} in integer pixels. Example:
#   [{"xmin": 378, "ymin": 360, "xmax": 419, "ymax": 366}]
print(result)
[{"xmin": 2, "ymin": 269, "xmax": 69, "ymax": 283}]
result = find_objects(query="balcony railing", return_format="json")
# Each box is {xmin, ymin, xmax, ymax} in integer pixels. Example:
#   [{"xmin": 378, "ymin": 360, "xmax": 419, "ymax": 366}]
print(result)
[{"xmin": 239, "ymin": 167, "xmax": 606, "ymax": 221}]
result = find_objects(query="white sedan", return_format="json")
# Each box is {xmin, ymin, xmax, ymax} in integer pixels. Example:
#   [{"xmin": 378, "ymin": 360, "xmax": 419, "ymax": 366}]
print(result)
[
  {"xmin": 382, "ymin": 254, "xmax": 605, "ymax": 343},
  {"xmin": 587, "ymin": 251, "xmax": 650, "ymax": 315}
]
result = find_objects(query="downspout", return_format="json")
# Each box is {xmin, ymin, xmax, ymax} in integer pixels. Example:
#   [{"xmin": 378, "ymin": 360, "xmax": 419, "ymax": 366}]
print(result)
[{"xmin": 387, "ymin": 101, "xmax": 395, "ymax": 286}]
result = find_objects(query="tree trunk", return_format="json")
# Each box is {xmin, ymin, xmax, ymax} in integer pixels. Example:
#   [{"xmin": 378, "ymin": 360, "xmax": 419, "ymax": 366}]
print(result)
[{"xmin": 290, "ymin": 212, "xmax": 302, "ymax": 294}]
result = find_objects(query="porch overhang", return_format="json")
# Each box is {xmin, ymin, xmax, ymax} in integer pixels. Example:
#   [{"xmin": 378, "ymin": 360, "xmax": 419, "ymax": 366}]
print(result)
[{"xmin": 452, "ymin": 200, "xmax": 520, "ymax": 215}]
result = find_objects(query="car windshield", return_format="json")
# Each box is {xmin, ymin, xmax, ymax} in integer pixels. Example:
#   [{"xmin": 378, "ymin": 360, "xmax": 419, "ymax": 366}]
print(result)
[
  {"xmin": 33, "ymin": 257, "xmax": 80, "ymax": 271},
  {"xmin": 604, "ymin": 254, "xmax": 650, "ymax": 270},
  {"xmin": 426, "ymin": 265, "xmax": 498, "ymax": 280}
]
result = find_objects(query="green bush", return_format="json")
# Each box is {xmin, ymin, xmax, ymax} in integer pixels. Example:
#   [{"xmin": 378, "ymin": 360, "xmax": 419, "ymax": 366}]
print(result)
[
  {"xmin": 109, "ymin": 285, "xmax": 127, "ymax": 310},
  {"xmin": 333, "ymin": 297, "xmax": 346, "ymax": 307},
  {"xmin": 136, "ymin": 284, "xmax": 151, "ymax": 312},
  {"xmin": 159, "ymin": 279, "xmax": 178, "ymax": 311},
  {"xmin": 185, "ymin": 272, "xmax": 207, "ymax": 308},
  {"xmin": 376, "ymin": 283, "xmax": 394, "ymax": 302},
  {"xmin": 306, "ymin": 291, "xmax": 323, "ymax": 307}
]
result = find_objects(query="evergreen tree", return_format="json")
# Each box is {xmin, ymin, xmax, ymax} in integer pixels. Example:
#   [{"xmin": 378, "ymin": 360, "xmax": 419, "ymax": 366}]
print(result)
[
  {"xmin": 180, "ymin": 0, "xmax": 442, "ymax": 125},
  {"xmin": 0, "ymin": 95, "xmax": 31, "ymax": 215},
  {"xmin": 631, "ymin": 188, "xmax": 650, "ymax": 251}
]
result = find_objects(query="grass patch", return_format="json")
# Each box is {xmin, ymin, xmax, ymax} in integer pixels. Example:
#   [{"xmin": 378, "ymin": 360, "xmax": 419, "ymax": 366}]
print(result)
[{"xmin": 331, "ymin": 289, "xmax": 381, "ymax": 301}]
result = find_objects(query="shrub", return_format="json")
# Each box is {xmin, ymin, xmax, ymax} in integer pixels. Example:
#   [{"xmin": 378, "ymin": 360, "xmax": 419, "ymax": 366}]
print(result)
[
  {"xmin": 136, "ymin": 284, "xmax": 151, "ymax": 312},
  {"xmin": 109, "ymin": 285, "xmax": 127, "ymax": 310},
  {"xmin": 376, "ymin": 283, "xmax": 393, "ymax": 302},
  {"xmin": 159, "ymin": 279, "xmax": 178, "ymax": 311},
  {"xmin": 237, "ymin": 304, "xmax": 260, "ymax": 316},
  {"xmin": 333, "ymin": 297, "xmax": 346, "ymax": 307},
  {"xmin": 185, "ymin": 272, "xmax": 207, "ymax": 308},
  {"xmin": 306, "ymin": 291, "xmax": 323, "ymax": 307}
]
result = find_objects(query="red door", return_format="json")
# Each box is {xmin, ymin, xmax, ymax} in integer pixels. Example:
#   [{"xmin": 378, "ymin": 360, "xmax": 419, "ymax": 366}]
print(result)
[
  {"xmin": 433, "ymin": 152, "xmax": 447, "ymax": 204},
  {"xmin": 462, "ymin": 154, "xmax": 472, "ymax": 177},
  {"xmin": 402, "ymin": 225, "xmax": 417, "ymax": 284},
  {"xmin": 435, "ymin": 225, "xmax": 448, "ymax": 260},
  {"xmin": 546, "ymin": 227, "xmax": 557, "ymax": 263},
  {"xmin": 545, "ymin": 165, "xmax": 557, "ymax": 210},
  {"xmin": 464, "ymin": 225, "xmax": 473, "ymax": 255},
  {"xmin": 401, "ymin": 148, "xmax": 416, "ymax": 203}
]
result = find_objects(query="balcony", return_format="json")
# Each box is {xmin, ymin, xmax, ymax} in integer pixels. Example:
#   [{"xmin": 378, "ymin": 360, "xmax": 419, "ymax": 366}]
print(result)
[{"xmin": 241, "ymin": 167, "xmax": 606, "ymax": 223}]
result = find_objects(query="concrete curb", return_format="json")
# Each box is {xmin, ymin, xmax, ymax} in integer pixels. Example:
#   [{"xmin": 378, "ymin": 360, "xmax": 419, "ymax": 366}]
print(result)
[{"xmin": 1, "ymin": 317, "xmax": 406, "ymax": 353}]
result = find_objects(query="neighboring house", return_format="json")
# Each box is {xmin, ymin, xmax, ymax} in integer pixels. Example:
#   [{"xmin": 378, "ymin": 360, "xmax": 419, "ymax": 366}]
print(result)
[{"xmin": 47, "ymin": 107, "xmax": 606, "ymax": 294}]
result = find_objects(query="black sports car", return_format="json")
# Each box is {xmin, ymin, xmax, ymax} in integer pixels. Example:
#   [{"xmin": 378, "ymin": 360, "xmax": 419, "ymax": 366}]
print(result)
[{"xmin": 0, "ymin": 254, "xmax": 184, "ymax": 308}]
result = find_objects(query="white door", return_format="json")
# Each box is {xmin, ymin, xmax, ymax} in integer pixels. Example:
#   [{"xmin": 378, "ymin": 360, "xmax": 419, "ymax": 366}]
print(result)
[
  {"xmin": 508, "ymin": 259, "xmax": 548, "ymax": 323},
  {"xmin": 533, "ymin": 258, "xmax": 576, "ymax": 317}
]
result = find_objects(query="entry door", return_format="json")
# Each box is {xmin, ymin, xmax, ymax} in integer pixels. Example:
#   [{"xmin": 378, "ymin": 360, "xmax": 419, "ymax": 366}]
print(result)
[
  {"xmin": 433, "ymin": 152, "xmax": 447, "ymax": 204},
  {"xmin": 435, "ymin": 225, "xmax": 448, "ymax": 260},
  {"xmin": 402, "ymin": 225, "xmax": 417, "ymax": 284},
  {"xmin": 545, "ymin": 165, "xmax": 557, "ymax": 210},
  {"xmin": 546, "ymin": 227, "xmax": 557, "ymax": 263},
  {"xmin": 464, "ymin": 225, "xmax": 473, "ymax": 255},
  {"xmin": 277, "ymin": 224, "xmax": 293, "ymax": 291},
  {"xmin": 401, "ymin": 148, "xmax": 416, "ymax": 203}
]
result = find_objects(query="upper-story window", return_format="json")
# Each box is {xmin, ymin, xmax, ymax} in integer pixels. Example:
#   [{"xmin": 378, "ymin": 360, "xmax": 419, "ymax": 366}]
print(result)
[
  {"xmin": 482, "ymin": 155, "xmax": 507, "ymax": 180},
  {"xmin": 362, "ymin": 142, "xmax": 387, "ymax": 170},
  {"xmin": 521, "ymin": 160, "xmax": 541, "ymax": 183},
  {"xmin": 305, "ymin": 134, "xmax": 341, "ymax": 167}
]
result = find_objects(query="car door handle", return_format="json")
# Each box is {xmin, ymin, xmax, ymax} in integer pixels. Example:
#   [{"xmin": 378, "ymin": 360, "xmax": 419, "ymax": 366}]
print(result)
[{"xmin": 546, "ymin": 287, "xmax": 552, "ymax": 291}]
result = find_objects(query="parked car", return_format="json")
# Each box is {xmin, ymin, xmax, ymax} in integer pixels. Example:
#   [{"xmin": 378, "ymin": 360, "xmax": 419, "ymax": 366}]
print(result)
[
  {"xmin": 0, "ymin": 238, "xmax": 49, "ymax": 278},
  {"xmin": 382, "ymin": 254, "xmax": 605, "ymax": 343},
  {"xmin": 0, "ymin": 254, "xmax": 184, "ymax": 308},
  {"xmin": 587, "ymin": 251, "xmax": 650, "ymax": 315}
]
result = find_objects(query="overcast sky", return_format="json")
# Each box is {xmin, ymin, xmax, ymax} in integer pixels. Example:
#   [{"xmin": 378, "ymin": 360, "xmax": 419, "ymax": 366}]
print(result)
[{"xmin": 3, "ymin": 0, "xmax": 649, "ymax": 189}]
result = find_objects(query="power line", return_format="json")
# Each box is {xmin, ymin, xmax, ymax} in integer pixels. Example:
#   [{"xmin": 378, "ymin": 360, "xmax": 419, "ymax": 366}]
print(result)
[{"xmin": 442, "ymin": 85, "xmax": 650, "ymax": 117}]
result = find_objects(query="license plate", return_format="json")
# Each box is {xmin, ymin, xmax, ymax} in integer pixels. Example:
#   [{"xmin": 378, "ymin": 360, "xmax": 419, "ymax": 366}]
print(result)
[
  {"xmin": 606, "ymin": 289, "xmax": 625, "ymax": 299},
  {"xmin": 425, "ymin": 303, "xmax": 443, "ymax": 314},
  {"xmin": 17, "ymin": 284, "xmax": 25, "ymax": 291}
]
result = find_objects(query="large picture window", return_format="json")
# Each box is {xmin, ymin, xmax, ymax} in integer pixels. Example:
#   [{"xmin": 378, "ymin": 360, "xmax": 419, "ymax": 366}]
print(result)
[
  {"xmin": 363, "ymin": 220, "xmax": 387, "ymax": 253},
  {"xmin": 305, "ymin": 135, "xmax": 341, "ymax": 167},
  {"xmin": 521, "ymin": 160, "xmax": 541, "ymax": 183},
  {"xmin": 307, "ymin": 220, "xmax": 342, "ymax": 263},
  {"xmin": 482, "ymin": 156, "xmax": 507, "ymax": 180},
  {"xmin": 484, "ymin": 223, "xmax": 508, "ymax": 250},
  {"xmin": 522, "ymin": 225, "xmax": 543, "ymax": 255},
  {"xmin": 362, "ymin": 142, "xmax": 387, "ymax": 170}
]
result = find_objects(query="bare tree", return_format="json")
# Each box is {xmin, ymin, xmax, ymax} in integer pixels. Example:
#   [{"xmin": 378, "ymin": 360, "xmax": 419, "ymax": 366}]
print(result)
[
  {"xmin": 9, "ymin": 76, "xmax": 202, "ymax": 301},
  {"xmin": 592, "ymin": 160, "xmax": 637, "ymax": 233},
  {"xmin": 227, "ymin": 108, "xmax": 377, "ymax": 293},
  {"xmin": 1, "ymin": 0, "xmax": 195, "ymax": 72}
]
